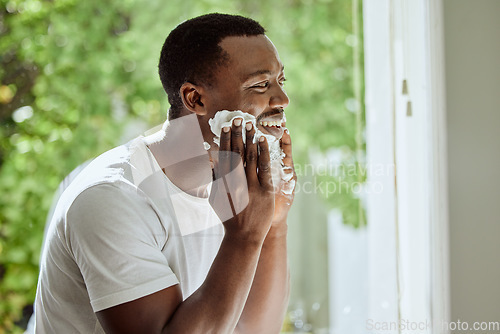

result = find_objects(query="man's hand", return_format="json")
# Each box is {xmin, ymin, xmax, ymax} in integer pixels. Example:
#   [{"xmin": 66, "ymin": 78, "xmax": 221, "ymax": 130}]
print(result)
[
  {"xmin": 234, "ymin": 127, "xmax": 293, "ymax": 334},
  {"xmin": 210, "ymin": 118, "xmax": 275, "ymax": 245}
]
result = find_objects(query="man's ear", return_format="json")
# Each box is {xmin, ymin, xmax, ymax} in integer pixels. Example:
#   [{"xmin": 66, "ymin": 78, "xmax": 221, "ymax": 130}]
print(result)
[{"xmin": 180, "ymin": 82, "xmax": 208, "ymax": 116}]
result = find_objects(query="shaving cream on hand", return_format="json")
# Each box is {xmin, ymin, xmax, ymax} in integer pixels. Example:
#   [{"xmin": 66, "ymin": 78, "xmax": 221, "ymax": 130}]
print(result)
[{"xmin": 208, "ymin": 110, "xmax": 293, "ymax": 194}]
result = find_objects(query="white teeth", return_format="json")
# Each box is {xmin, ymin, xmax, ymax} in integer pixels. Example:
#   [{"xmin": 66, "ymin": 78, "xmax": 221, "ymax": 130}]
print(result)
[{"xmin": 259, "ymin": 120, "xmax": 282, "ymax": 127}]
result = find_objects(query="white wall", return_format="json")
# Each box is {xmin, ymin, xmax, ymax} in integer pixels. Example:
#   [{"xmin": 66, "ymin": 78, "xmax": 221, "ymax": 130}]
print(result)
[{"xmin": 444, "ymin": 0, "xmax": 500, "ymax": 325}]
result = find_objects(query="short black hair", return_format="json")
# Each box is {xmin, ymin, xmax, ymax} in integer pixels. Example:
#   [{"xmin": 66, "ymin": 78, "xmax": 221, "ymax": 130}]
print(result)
[{"xmin": 158, "ymin": 13, "xmax": 266, "ymax": 119}]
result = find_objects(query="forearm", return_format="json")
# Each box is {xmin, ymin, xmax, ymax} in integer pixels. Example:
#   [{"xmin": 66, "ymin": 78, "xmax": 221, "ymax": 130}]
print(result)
[
  {"xmin": 236, "ymin": 222, "xmax": 290, "ymax": 334},
  {"xmin": 162, "ymin": 235, "xmax": 263, "ymax": 334}
]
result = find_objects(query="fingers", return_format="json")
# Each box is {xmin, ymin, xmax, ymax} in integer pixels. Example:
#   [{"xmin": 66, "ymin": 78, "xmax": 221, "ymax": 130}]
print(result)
[
  {"xmin": 217, "ymin": 117, "xmax": 244, "ymax": 177},
  {"xmin": 219, "ymin": 125, "xmax": 231, "ymax": 152},
  {"xmin": 280, "ymin": 128, "xmax": 294, "ymax": 169},
  {"xmin": 216, "ymin": 125, "xmax": 231, "ymax": 178},
  {"xmin": 280, "ymin": 129, "xmax": 297, "ymax": 193},
  {"xmin": 245, "ymin": 122, "xmax": 258, "ymax": 183},
  {"xmin": 219, "ymin": 119, "xmax": 273, "ymax": 192},
  {"xmin": 231, "ymin": 118, "xmax": 244, "ymax": 167},
  {"xmin": 257, "ymin": 136, "xmax": 273, "ymax": 190}
]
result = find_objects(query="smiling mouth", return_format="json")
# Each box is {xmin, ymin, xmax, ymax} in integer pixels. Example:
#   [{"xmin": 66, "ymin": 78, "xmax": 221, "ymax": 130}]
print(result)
[{"xmin": 256, "ymin": 111, "xmax": 285, "ymax": 139}]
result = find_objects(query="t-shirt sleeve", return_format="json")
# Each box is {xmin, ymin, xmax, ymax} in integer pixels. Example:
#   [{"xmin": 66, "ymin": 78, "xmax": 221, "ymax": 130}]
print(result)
[{"xmin": 66, "ymin": 182, "xmax": 179, "ymax": 312}]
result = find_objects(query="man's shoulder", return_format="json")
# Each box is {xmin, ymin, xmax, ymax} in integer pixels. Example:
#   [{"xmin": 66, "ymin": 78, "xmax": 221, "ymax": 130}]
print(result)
[
  {"xmin": 50, "ymin": 137, "xmax": 158, "ymax": 224},
  {"xmin": 65, "ymin": 137, "xmax": 149, "ymax": 195}
]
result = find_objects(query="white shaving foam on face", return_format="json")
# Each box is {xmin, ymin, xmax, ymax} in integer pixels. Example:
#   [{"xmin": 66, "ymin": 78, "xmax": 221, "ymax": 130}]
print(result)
[
  {"xmin": 209, "ymin": 110, "xmax": 255, "ymax": 145},
  {"xmin": 208, "ymin": 110, "xmax": 294, "ymax": 195}
]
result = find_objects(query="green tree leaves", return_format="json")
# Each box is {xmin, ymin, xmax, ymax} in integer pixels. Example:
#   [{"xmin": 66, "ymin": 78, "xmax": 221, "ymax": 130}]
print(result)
[{"xmin": 0, "ymin": 0, "xmax": 364, "ymax": 330}]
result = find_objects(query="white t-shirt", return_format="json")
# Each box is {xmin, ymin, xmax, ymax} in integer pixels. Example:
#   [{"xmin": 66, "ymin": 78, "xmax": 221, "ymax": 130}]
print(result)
[{"xmin": 33, "ymin": 134, "xmax": 224, "ymax": 333}]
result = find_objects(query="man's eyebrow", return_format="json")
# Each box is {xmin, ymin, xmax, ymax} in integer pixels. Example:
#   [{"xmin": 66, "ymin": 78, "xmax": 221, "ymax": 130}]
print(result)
[{"xmin": 243, "ymin": 65, "xmax": 285, "ymax": 81}]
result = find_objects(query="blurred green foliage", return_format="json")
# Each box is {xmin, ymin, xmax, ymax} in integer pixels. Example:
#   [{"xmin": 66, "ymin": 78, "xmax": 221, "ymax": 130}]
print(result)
[{"xmin": 0, "ymin": 0, "xmax": 364, "ymax": 331}]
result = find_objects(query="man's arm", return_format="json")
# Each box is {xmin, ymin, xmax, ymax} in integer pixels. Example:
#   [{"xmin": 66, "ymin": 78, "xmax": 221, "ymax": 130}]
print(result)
[
  {"xmin": 235, "ymin": 224, "xmax": 290, "ymax": 334},
  {"xmin": 97, "ymin": 235, "xmax": 265, "ymax": 333},
  {"xmin": 235, "ymin": 129, "xmax": 296, "ymax": 333},
  {"xmin": 97, "ymin": 121, "xmax": 276, "ymax": 333}
]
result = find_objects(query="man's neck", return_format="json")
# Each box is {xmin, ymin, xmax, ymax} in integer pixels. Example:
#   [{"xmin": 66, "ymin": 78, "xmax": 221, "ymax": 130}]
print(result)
[{"xmin": 145, "ymin": 114, "xmax": 213, "ymax": 198}]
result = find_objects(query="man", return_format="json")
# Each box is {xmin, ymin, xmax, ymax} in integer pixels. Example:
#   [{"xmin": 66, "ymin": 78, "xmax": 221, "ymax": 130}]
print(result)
[{"xmin": 33, "ymin": 13, "xmax": 296, "ymax": 333}]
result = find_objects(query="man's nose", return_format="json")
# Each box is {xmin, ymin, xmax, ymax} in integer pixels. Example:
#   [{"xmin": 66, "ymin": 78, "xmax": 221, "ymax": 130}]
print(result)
[{"xmin": 269, "ymin": 85, "xmax": 290, "ymax": 109}]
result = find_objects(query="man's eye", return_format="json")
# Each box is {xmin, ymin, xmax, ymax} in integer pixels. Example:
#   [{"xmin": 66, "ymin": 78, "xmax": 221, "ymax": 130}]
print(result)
[
  {"xmin": 279, "ymin": 78, "xmax": 287, "ymax": 86},
  {"xmin": 252, "ymin": 82, "xmax": 269, "ymax": 88}
]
